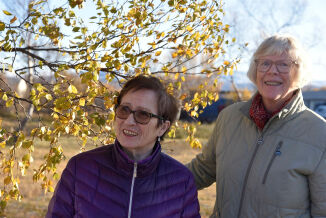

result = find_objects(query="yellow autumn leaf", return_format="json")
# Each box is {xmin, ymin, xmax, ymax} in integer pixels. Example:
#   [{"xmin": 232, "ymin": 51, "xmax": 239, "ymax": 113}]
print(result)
[
  {"xmin": 156, "ymin": 32, "xmax": 165, "ymax": 39},
  {"xmin": 193, "ymin": 32, "xmax": 200, "ymax": 41},
  {"xmin": 65, "ymin": 126, "xmax": 70, "ymax": 134},
  {"xmin": 180, "ymin": 94, "xmax": 187, "ymax": 100},
  {"xmin": 229, "ymin": 67, "xmax": 234, "ymax": 75},
  {"xmin": 79, "ymin": 98, "xmax": 85, "ymax": 106},
  {"xmin": 213, "ymin": 93, "xmax": 219, "ymax": 102},
  {"xmin": 45, "ymin": 94, "xmax": 52, "ymax": 101},
  {"xmin": 53, "ymin": 113, "xmax": 59, "ymax": 119},
  {"xmin": 0, "ymin": 141, "xmax": 6, "ymax": 148},
  {"xmin": 141, "ymin": 60, "xmax": 146, "ymax": 68},
  {"xmin": 10, "ymin": 16, "xmax": 17, "ymax": 24},
  {"xmin": 22, "ymin": 140, "xmax": 33, "ymax": 149},
  {"xmin": 68, "ymin": 85, "xmax": 78, "ymax": 94},
  {"xmin": 184, "ymin": 102, "xmax": 192, "ymax": 111},
  {"xmin": 191, "ymin": 110, "xmax": 198, "ymax": 117},
  {"xmin": 22, "ymin": 154, "xmax": 31, "ymax": 163},
  {"xmin": 4, "ymin": 176, "xmax": 11, "ymax": 185},
  {"xmin": 186, "ymin": 25, "xmax": 193, "ymax": 32},
  {"xmin": 2, "ymin": 93, "xmax": 8, "ymax": 101},
  {"xmin": 6, "ymin": 99, "xmax": 13, "ymax": 107},
  {"xmin": 148, "ymin": 42, "xmax": 156, "ymax": 49},
  {"xmin": 8, "ymin": 65, "xmax": 13, "ymax": 72},
  {"xmin": 3, "ymin": 10, "xmax": 12, "ymax": 16},
  {"xmin": 190, "ymin": 138, "xmax": 202, "ymax": 149},
  {"xmin": 155, "ymin": 51, "xmax": 162, "ymax": 56},
  {"xmin": 48, "ymin": 186, "xmax": 54, "ymax": 193},
  {"xmin": 20, "ymin": 167, "xmax": 26, "ymax": 176},
  {"xmin": 0, "ymin": 21, "xmax": 5, "ymax": 31},
  {"xmin": 174, "ymin": 73, "xmax": 179, "ymax": 80},
  {"xmin": 117, "ymin": 23, "xmax": 124, "ymax": 29}
]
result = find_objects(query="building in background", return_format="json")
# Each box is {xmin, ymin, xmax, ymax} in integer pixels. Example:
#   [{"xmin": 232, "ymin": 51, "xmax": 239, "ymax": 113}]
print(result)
[{"xmin": 303, "ymin": 90, "xmax": 326, "ymax": 110}]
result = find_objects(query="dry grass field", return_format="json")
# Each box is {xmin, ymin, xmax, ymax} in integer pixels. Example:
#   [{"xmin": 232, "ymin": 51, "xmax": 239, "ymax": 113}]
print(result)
[{"xmin": 0, "ymin": 113, "xmax": 216, "ymax": 217}]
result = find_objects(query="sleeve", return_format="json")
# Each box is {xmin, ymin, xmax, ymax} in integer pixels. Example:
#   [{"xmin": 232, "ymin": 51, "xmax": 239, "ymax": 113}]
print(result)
[
  {"xmin": 309, "ymin": 147, "xmax": 326, "ymax": 217},
  {"xmin": 46, "ymin": 157, "xmax": 76, "ymax": 218},
  {"xmin": 181, "ymin": 173, "xmax": 201, "ymax": 218},
  {"xmin": 186, "ymin": 117, "xmax": 221, "ymax": 189}
]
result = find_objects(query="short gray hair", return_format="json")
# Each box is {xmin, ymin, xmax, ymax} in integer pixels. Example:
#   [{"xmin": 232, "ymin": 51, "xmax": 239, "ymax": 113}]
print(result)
[{"xmin": 247, "ymin": 34, "xmax": 310, "ymax": 88}]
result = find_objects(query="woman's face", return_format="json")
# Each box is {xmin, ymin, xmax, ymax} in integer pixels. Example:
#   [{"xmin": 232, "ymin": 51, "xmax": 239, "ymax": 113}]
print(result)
[
  {"xmin": 256, "ymin": 53, "xmax": 299, "ymax": 112},
  {"xmin": 114, "ymin": 89, "xmax": 169, "ymax": 160}
]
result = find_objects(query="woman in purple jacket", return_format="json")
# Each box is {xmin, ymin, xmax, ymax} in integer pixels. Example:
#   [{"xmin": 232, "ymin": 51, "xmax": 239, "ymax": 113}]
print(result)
[{"xmin": 46, "ymin": 75, "xmax": 200, "ymax": 218}]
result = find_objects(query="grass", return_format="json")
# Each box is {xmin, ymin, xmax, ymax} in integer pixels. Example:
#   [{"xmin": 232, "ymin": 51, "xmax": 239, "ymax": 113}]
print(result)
[
  {"xmin": 0, "ymin": 114, "xmax": 216, "ymax": 218},
  {"xmin": 174, "ymin": 121, "xmax": 216, "ymax": 139}
]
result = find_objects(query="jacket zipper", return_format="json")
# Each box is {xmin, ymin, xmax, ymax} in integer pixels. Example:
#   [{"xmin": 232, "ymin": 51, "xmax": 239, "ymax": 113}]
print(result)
[
  {"xmin": 128, "ymin": 162, "xmax": 137, "ymax": 218},
  {"xmin": 237, "ymin": 136, "xmax": 263, "ymax": 218},
  {"xmin": 262, "ymin": 141, "xmax": 283, "ymax": 184}
]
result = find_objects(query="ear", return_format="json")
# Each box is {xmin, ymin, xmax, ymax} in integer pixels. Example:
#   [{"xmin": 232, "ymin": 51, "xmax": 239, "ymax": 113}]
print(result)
[{"xmin": 158, "ymin": 120, "xmax": 170, "ymax": 137}]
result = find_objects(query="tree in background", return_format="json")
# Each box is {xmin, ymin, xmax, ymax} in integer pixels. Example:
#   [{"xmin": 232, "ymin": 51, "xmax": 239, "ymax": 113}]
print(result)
[
  {"xmin": 221, "ymin": 0, "xmax": 320, "ymax": 98},
  {"xmin": 0, "ymin": 0, "xmax": 237, "ymax": 211},
  {"xmin": 226, "ymin": 0, "xmax": 309, "ymax": 57}
]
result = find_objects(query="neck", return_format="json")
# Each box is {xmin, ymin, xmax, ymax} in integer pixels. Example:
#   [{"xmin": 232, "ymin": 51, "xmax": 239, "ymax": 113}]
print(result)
[
  {"xmin": 263, "ymin": 99, "xmax": 284, "ymax": 113},
  {"xmin": 262, "ymin": 92, "xmax": 295, "ymax": 113},
  {"xmin": 123, "ymin": 147, "xmax": 153, "ymax": 162}
]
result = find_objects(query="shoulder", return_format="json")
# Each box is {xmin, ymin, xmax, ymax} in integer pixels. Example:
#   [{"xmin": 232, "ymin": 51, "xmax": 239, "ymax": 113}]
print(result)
[
  {"xmin": 301, "ymin": 108, "xmax": 326, "ymax": 125},
  {"xmin": 212, "ymin": 101, "xmax": 250, "ymax": 131},
  {"xmin": 73, "ymin": 144, "xmax": 113, "ymax": 158},
  {"xmin": 296, "ymin": 108, "xmax": 326, "ymax": 134},
  {"xmin": 218, "ymin": 101, "xmax": 248, "ymax": 120},
  {"xmin": 286, "ymin": 108, "xmax": 326, "ymax": 150},
  {"xmin": 220, "ymin": 101, "xmax": 246, "ymax": 114},
  {"xmin": 67, "ymin": 145, "xmax": 114, "ymax": 169}
]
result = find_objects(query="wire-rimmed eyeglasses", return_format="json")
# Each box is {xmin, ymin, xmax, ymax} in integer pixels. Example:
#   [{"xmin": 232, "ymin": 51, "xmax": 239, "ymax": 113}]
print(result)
[{"xmin": 255, "ymin": 59, "xmax": 297, "ymax": 74}]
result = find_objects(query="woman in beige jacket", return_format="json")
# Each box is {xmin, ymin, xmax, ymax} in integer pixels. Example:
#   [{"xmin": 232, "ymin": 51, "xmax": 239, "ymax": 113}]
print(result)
[{"xmin": 187, "ymin": 34, "xmax": 326, "ymax": 218}]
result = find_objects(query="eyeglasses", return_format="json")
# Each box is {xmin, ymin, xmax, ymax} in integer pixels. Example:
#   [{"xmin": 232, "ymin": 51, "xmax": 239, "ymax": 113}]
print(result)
[
  {"xmin": 255, "ymin": 59, "xmax": 297, "ymax": 74},
  {"xmin": 115, "ymin": 105, "xmax": 164, "ymax": 125}
]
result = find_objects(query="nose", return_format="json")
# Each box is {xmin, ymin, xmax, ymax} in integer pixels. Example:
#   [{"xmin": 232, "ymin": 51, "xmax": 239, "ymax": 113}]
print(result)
[
  {"xmin": 268, "ymin": 63, "xmax": 279, "ymax": 74},
  {"xmin": 124, "ymin": 112, "xmax": 137, "ymax": 124}
]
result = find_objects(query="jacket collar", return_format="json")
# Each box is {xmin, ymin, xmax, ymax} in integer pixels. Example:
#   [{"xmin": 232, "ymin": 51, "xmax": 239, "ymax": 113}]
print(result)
[
  {"xmin": 112, "ymin": 139, "xmax": 161, "ymax": 177},
  {"xmin": 240, "ymin": 89, "xmax": 306, "ymax": 131}
]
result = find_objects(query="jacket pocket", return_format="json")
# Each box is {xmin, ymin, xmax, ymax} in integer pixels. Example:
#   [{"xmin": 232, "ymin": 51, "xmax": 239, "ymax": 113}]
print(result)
[{"xmin": 262, "ymin": 141, "xmax": 283, "ymax": 184}]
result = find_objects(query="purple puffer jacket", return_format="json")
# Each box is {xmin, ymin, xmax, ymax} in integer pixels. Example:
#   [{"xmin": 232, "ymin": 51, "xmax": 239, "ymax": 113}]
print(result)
[{"xmin": 46, "ymin": 140, "xmax": 200, "ymax": 218}]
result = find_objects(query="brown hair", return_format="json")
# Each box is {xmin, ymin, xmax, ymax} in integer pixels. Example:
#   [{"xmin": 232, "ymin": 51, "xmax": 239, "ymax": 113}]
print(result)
[{"xmin": 116, "ymin": 75, "xmax": 179, "ymax": 139}]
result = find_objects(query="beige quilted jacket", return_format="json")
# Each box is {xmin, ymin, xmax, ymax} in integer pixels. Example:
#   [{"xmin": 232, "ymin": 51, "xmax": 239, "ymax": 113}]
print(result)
[{"xmin": 188, "ymin": 90, "xmax": 326, "ymax": 218}]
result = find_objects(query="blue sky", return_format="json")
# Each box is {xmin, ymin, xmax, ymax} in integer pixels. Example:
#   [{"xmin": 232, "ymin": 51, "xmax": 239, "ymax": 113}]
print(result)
[
  {"xmin": 221, "ymin": 0, "xmax": 326, "ymax": 87},
  {"xmin": 67, "ymin": 0, "xmax": 326, "ymax": 87},
  {"xmin": 1, "ymin": 0, "xmax": 325, "ymax": 87}
]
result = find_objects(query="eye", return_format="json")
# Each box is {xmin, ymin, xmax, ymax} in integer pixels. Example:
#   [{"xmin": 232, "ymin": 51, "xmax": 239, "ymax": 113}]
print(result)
[
  {"xmin": 261, "ymin": 60, "xmax": 271, "ymax": 67},
  {"xmin": 119, "ymin": 105, "xmax": 131, "ymax": 114},
  {"xmin": 278, "ymin": 61, "xmax": 290, "ymax": 67},
  {"xmin": 136, "ymin": 110, "xmax": 151, "ymax": 119}
]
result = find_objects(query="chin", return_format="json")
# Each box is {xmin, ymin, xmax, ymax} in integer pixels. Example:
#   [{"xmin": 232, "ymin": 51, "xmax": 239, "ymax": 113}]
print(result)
[
  {"xmin": 262, "ymin": 92, "xmax": 281, "ymax": 100},
  {"xmin": 117, "ymin": 136, "xmax": 135, "ymax": 147}
]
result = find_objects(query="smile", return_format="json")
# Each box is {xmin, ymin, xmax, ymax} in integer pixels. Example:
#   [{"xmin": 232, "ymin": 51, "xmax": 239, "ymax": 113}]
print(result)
[
  {"xmin": 265, "ymin": 81, "xmax": 282, "ymax": 86},
  {"xmin": 123, "ymin": 129, "xmax": 138, "ymax": 136}
]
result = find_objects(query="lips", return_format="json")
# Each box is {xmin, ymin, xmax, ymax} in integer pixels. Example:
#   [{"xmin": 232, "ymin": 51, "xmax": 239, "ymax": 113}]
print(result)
[
  {"xmin": 123, "ymin": 129, "xmax": 138, "ymax": 136},
  {"xmin": 265, "ymin": 81, "xmax": 282, "ymax": 86}
]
